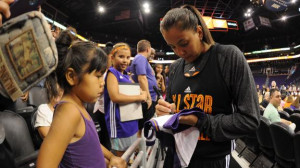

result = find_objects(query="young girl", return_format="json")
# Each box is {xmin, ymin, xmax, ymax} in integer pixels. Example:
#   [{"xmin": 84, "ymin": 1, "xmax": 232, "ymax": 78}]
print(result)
[
  {"xmin": 104, "ymin": 43, "xmax": 147, "ymax": 157},
  {"xmin": 34, "ymin": 74, "xmax": 63, "ymax": 139},
  {"xmin": 37, "ymin": 39, "xmax": 126, "ymax": 168},
  {"xmin": 154, "ymin": 64, "xmax": 166, "ymax": 94}
]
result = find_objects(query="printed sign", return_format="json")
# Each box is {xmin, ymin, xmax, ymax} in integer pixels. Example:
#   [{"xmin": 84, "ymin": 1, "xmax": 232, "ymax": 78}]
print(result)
[
  {"xmin": 6, "ymin": 30, "xmax": 43, "ymax": 80},
  {"xmin": 0, "ymin": 48, "xmax": 23, "ymax": 101}
]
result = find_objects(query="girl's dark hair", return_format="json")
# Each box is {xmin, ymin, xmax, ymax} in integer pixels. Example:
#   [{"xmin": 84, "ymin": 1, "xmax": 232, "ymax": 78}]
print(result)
[
  {"xmin": 55, "ymin": 30, "xmax": 76, "ymax": 61},
  {"xmin": 160, "ymin": 5, "xmax": 215, "ymax": 45},
  {"xmin": 45, "ymin": 72, "xmax": 59, "ymax": 102},
  {"xmin": 55, "ymin": 40, "xmax": 107, "ymax": 93}
]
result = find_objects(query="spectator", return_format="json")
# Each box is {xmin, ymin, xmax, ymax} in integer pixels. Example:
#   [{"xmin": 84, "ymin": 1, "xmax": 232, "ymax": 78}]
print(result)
[
  {"xmin": 130, "ymin": 40, "xmax": 158, "ymax": 135},
  {"xmin": 260, "ymin": 92, "xmax": 270, "ymax": 110},
  {"xmin": 263, "ymin": 88, "xmax": 295, "ymax": 130}
]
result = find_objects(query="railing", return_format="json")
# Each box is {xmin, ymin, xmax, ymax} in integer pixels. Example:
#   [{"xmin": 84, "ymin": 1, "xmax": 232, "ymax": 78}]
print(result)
[{"xmin": 120, "ymin": 134, "xmax": 162, "ymax": 168}]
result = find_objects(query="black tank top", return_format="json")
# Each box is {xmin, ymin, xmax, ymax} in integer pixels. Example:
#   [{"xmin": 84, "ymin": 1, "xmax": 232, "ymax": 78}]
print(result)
[{"xmin": 169, "ymin": 44, "xmax": 234, "ymax": 159}]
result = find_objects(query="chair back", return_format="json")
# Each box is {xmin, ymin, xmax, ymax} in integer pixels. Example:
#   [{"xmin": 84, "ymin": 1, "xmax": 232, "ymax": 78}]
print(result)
[
  {"xmin": 0, "ymin": 123, "xmax": 17, "ymax": 168},
  {"xmin": 290, "ymin": 113, "xmax": 300, "ymax": 133},
  {"xmin": 28, "ymin": 86, "xmax": 48, "ymax": 107},
  {"xmin": 294, "ymin": 131, "xmax": 300, "ymax": 168},
  {"xmin": 284, "ymin": 108, "xmax": 294, "ymax": 115},
  {"xmin": 270, "ymin": 122, "xmax": 295, "ymax": 166},
  {"xmin": 294, "ymin": 109, "xmax": 300, "ymax": 114},
  {"xmin": 0, "ymin": 110, "xmax": 38, "ymax": 166},
  {"xmin": 279, "ymin": 111, "xmax": 290, "ymax": 120},
  {"xmin": 256, "ymin": 117, "xmax": 274, "ymax": 157},
  {"xmin": 31, "ymin": 110, "xmax": 43, "ymax": 149}
]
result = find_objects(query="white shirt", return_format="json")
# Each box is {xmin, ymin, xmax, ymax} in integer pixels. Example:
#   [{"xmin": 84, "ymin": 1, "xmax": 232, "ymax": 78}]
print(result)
[{"xmin": 34, "ymin": 104, "xmax": 53, "ymax": 128}]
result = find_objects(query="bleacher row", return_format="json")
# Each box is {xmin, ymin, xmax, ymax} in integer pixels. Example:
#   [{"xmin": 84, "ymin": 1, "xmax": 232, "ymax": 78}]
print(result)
[
  {"xmin": 0, "ymin": 86, "xmax": 163, "ymax": 168},
  {"xmin": 235, "ymin": 108, "xmax": 300, "ymax": 168}
]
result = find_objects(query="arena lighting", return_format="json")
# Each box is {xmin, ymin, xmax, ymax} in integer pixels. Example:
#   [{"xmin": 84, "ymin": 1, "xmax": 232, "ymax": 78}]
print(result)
[
  {"xmin": 294, "ymin": 44, "xmax": 300, "ymax": 49},
  {"xmin": 244, "ymin": 47, "xmax": 290, "ymax": 55},
  {"xmin": 166, "ymin": 52, "xmax": 175, "ymax": 55},
  {"xmin": 149, "ymin": 60, "xmax": 175, "ymax": 64},
  {"xmin": 98, "ymin": 6, "xmax": 105, "ymax": 13},
  {"xmin": 291, "ymin": 0, "xmax": 297, "ymax": 3},
  {"xmin": 45, "ymin": 16, "xmax": 66, "ymax": 30},
  {"xmin": 281, "ymin": 15, "xmax": 287, "ymax": 21},
  {"xmin": 143, "ymin": 2, "xmax": 149, "ymax": 9},
  {"xmin": 45, "ymin": 16, "xmax": 106, "ymax": 45},
  {"xmin": 247, "ymin": 54, "xmax": 300, "ymax": 63},
  {"xmin": 144, "ymin": 8, "xmax": 150, "ymax": 13}
]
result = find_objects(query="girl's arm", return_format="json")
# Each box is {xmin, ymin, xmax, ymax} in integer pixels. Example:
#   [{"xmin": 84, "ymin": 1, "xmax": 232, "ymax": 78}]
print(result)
[
  {"xmin": 160, "ymin": 76, "xmax": 166, "ymax": 93},
  {"xmin": 107, "ymin": 72, "xmax": 147, "ymax": 104},
  {"xmin": 37, "ymin": 126, "xmax": 50, "ymax": 139},
  {"xmin": 37, "ymin": 103, "xmax": 82, "ymax": 168}
]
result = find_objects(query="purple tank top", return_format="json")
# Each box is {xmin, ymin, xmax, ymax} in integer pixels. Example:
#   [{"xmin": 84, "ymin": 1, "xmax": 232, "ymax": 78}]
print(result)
[{"xmin": 58, "ymin": 103, "xmax": 106, "ymax": 168}]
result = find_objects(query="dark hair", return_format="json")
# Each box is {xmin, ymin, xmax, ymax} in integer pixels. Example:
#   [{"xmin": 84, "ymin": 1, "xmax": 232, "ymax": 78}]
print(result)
[
  {"xmin": 103, "ymin": 42, "xmax": 114, "ymax": 55},
  {"xmin": 270, "ymin": 88, "xmax": 280, "ymax": 97},
  {"xmin": 160, "ymin": 5, "xmax": 215, "ymax": 45},
  {"xmin": 137, "ymin": 40, "xmax": 151, "ymax": 53},
  {"xmin": 55, "ymin": 30, "xmax": 75, "ymax": 62},
  {"xmin": 55, "ymin": 40, "xmax": 107, "ymax": 93},
  {"xmin": 44, "ymin": 72, "xmax": 59, "ymax": 102}
]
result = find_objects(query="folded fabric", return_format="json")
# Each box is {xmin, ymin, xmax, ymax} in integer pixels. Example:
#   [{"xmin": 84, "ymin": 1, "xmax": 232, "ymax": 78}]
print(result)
[
  {"xmin": 163, "ymin": 107, "xmax": 205, "ymax": 133},
  {"xmin": 144, "ymin": 115, "xmax": 173, "ymax": 146},
  {"xmin": 144, "ymin": 107, "xmax": 204, "ymax": 167},
  {"xmin": 174, "ymin": 127, "xmax": 199, "ymax": 167}
]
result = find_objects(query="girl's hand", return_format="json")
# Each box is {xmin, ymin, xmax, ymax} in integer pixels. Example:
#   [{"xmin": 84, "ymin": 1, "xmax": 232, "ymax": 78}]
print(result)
[
  {"xmin": 155, "ymin": 99, "xmax": 175, "ymax": 116},
  {"xmin": 156, "ymin": 74, "xmax": 163, "ymax": 80},
  {"xmin": 140, "ymin": 90, "xmax": 147, "ymax": 102},
  {"xmin": 109, "ymin": 156, "xmax": 127, "ymax": 168}
]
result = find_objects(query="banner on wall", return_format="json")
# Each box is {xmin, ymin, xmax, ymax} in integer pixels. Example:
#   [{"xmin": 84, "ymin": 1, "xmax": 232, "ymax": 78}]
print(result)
[
  {"xmin": 264, "ymin": 0, "xmax": 288, "ymax": 12},
  {"xmin": 243, "ymin": 18, "xmax": 256, "ymax": 31}
]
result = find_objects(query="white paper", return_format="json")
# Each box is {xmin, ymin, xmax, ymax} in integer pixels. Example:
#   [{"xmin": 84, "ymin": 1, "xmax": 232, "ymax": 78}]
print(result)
[{"xmin": 118, "ymin": 83, "xmax": 143, "ymax": 122}]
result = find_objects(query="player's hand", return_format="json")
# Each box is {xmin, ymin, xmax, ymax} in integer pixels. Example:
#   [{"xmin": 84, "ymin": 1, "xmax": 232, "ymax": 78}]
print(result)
[{"xmin": 155, "ymin": 99, "xmax": 175, "ymax": 116}]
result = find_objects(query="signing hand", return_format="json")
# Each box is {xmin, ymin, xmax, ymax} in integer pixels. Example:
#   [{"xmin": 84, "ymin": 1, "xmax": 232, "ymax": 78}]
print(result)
[{"xmin": 155, "ymin": 99, "xmax": 175, "ymax": 116}]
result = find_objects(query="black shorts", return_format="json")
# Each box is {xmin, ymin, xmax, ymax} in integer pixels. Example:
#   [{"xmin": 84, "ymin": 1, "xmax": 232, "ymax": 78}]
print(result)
[
  {"xmin": 164, "ymin": 142, "xmax": 231, "ymax": 168},
  {"xmin": 138, "ymin": 101, "xmax": 156, "ymax": 129},
  {"xmin": 187, "ymin": 154, "xmax": 231, "ymax": 168}
]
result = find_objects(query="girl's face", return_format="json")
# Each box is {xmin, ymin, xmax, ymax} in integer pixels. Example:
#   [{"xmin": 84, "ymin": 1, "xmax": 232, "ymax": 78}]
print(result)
[
  {"xmin": 164, "ymin": 66, "xmax": 169, "ymax": 74},
  {"xmin": 162, "ymin": 26, "xmax": 203, "ymax": 63},
  {"xmin": 155, "ymin": 65, "xmax": 163, "ymax": 74},
  {"xmin": 73, "ymin": 70, "xmax": 105, "ymax": 103},
  {"xmin": 112, "ymin": 49, "xmax": 131, "ymax": 72}
]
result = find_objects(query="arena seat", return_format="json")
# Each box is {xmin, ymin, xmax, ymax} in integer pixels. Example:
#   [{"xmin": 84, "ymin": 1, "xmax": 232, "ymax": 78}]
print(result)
[
  {"xmin": 294, "ymin": 131, "xmax": 300, "ymax": 168},
  {"xmin": 31, "ymin": 110, "xmax": 43, "ymax": 149},
  {"xmin": 256, "ymin": 117, "xmax": 274, "ymax": 160},
  {"xmin": 279, "ymin": 111, "xmax": 290, "ymax": 120},
  {"xmin": 290, "ymin": 113, "xmax": 300, "ymax": 133},
  {"xmin": 284, "ymin": 108, "xmax": 294, "ymax": 115},
  {"xmin": 28, "ymin": 86, "xmax": 48, "ymax": 107},
  {"xmin": 0, "ymin": 110, "xmax": 38, "ymax": 167},
  {"xmin": 270, "ymin": 122, "xmax": 295, "ymax": 168}
]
